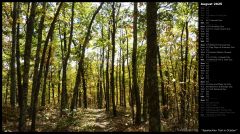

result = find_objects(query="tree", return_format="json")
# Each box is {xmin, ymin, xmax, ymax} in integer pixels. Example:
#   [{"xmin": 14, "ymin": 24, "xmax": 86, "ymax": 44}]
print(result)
[
  {"xmin": 31, "ymin": 2, "xmax": 46, "ymax": 109},
  {"xmin": 125, "ymin": 26, "xmax": 135, "ymax": 123},
  {"xmin": 146, "ymin": 2, "xmax": 161, "ymax": 132},
  {"xmin": 41, "ymin": 45, "xmax": 52, "ymax": 107},
  {"xmin": 16, "ymin": 2, "xmax": 22, "ymax": 106},
  {"xmin": 61, "ymin": 2, "xmax": 74, "ymax": 115},
  {"xmin": 30, "ymin": 2, "xmax": 63, "ymax": 131},
  {"xmin": 157, "ymin": 45, "xmax": 167, "ymax": 118},
  {"xmin": 73, "ymin": 2, "xmax": 104, "ymax": 109},
  {"xmin": 19, "ymin": 2, "xmax": 37, "ymax": 131},
  {"xmin": 111, "ymin": 2, "xmax": 117, "ymax": 116},
  {"xmin": 180, "ymin": 20, "xmax": 189, "ymax": 128},
  {"xmin": 10, "ymin": 2, "xmax": 17, "ymax": 110},
  {"xmin": 132, "ymin": 2, "xmax": 141, "ymax": 124},
  {"xmin": 121, "ymin": 29, "xmax": 126, "ymax": 108},
  {"xmin": 105, "ymin": 20, "xmax": 111, "ymax": 112}
]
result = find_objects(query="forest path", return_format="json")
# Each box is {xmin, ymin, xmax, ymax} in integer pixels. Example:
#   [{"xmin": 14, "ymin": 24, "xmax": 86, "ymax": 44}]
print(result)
[
  {"xmin": 72, "ymin": 108, "xmax": 133, "ymax": 132},
  {"xmin": 2, "ymin": 106, "xmax": 147, "ymax": 132}
]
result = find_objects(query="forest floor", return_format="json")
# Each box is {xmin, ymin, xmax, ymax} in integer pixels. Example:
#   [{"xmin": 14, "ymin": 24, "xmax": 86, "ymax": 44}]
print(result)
[{"xmin": 2, "ymin": 105, "xmax": 148, "ymax": 132}]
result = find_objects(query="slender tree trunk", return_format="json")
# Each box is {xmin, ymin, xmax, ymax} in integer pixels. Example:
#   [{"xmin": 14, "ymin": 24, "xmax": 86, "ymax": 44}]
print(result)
[
  {"xmin": 125, "ymin": 27, "xmax": 134, "ymax": 123},
  {"xmin": 61, "ymin": 5, "xmax": 68, "ymax": 115},
  {"xmin": 180, "ymin": 21, "xmax": 188, "ymax": 128},
  {"xmin": 10, "ymin": 2, "xmax": 17, "ymax": 110},
  {"xmin": 48, "ymin": 72, "xmax": 51, "ymax": 104},
  {"xmin": 100, "ymin": 35, "xmax": 104, "ymax": 109},
  {"xmin": 73, "ymin": 2, "xmax": 104, "ymax": 110},
  {"xmin": 16, "ymin": 2, "xmax": 22, "ymax": 106},
  {"xmin": 30, "ymin": 3, "xmax": 63, "ymax": 131},
  {"xmin": 19, "ymin": 3, "xmax": 37, "ymax": 131},
  {"xmin": 111, "ymin": 2, "xmax": 117, "ymax": 116},
  {"xmin": 52, "ymin": 71, "xmax": 55, "ymax": 105},
  {"xmin": 105, "ymin": 22, "xmax": 110, "ymax": 111},
  {"xmin": 142, "ymin": 65, "xmax": 148, "ymax": 122},
  {"xmin": 117, "ymin": 48, "xmax": 121, "ymax": 106},
  {"xmin": 183, "ymin": 21, "xmax": 189, "ymax": 128},
  {"xmin": 41, "ymin": 46, "xmax": 52, "ymax": 107},
  {"xmin": 122, "ymin": 45, "xmax": 126, "ymax": 108},
  {"xmin": 5, "ymin": 72, "xmax": 10, "ymax": 105},
  {"xmin": 179, "ymin": 22, "xmax": 185, "ymax": 128},
  {"xmin": 132, "ymin": 2, "xmax": 141, "ymax": 124},
  {"xmin": 157, "ymin": 46, "xmax": 167, "ymax": 118},
  {"xmin": 58, "ymin": 68, "xmax": 61, "ymax": 104},
  {"xmin": 146, "ymin": 2, "xmax": 160, "ymax": 132},
  {"xmin": 31, "ymin": 2, "xmax": 46, "ymax": 112}
]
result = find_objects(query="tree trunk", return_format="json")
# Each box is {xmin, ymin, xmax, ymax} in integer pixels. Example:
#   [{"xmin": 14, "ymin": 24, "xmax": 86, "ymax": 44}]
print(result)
[
  {"xmin": 183, "ymin": 21, "xmax": 189, "ymax": 128},
  {"xmin": 132, "ymin": 2, "xmax": 141, "ymax": 124},
  {"xmin": 30, "ymin": 3, "xmax": 63, "ymax": 131},
  {"xmin": 41, "ymin": 46, "xmax": 52, "ymax": 107},
  {"xmin": 117, "ymin": 48, "xmax": 121, "ymax": 106},
  {"xmin": 16, "ymin": 2, "xmax": 22, "ymax": 106},
  {"xmin": 179, "ymin": 21, "xmax": 187, "ymax": 128},
  {"xmin": 146, "ymin": 2, "xmax": 160, "ymax": 132},
  {"xmin": 122, "ymin": 45, "xmax": 126, "ymax": 108},
  {"xmin": 73, "ymin": 2, "xmax": 104, "ymax": 110},
  {"xmin": 125, "ymin": 27, "xmax": 134, "ymax": 123},
  {"xmin": 31, "ymin": 2, "xmax": 46, "ymax": 113},
  {"xmin": 19, "ymin": 2, "xmax": 37, "ymax": 131},
  {"xmin": 58, "ymin": 68, "xmax": 61, "ymax": 104},
  {"xmin": 105, "ymin": 22, "xmax": 110, "ymax": 112},
  {"xmin": 10, "ymin": 2, "xmax": 17, "ymax": 110},
  {"xmin": 157, "ymin": 46, "xmax": 167, "ymax": 118},
  {"xmin": 5, "ymin": 72, "xmax": 10, "ymax": 105},
  {"xmin": 142, "ymin": 65, "xmax": 148, "ymax": 121},
  {"xmin": 111, "ymin": 2, "xmax": 117, "ymax": 116}
]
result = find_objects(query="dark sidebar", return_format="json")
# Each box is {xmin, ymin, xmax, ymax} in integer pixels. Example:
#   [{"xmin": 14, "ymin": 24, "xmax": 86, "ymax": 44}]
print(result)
[{"xmin": 199, "ymin": 1, "xmax": 240, "ymax": 133}]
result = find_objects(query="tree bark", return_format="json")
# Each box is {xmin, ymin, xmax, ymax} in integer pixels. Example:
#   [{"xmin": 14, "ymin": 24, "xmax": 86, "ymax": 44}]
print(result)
[
  {"xmin": 146, "ymin": 2, "xmax": 161, "ymax": 132},
  {"xmin": 19, "ymin": 2, "xmax": 37, "ymax": 131},
  {"xmin": 16, "ymin": 2, "xmax": 22, "ymax": 107},
  {"xmin": 179, "ymin": 21, "xmax": 186, "ymax": 128},
  {"xmin": 31, "ymin": 2, "xmax": 46, "ymax": 111},
  {"xmin": 41, "ymin": 46, "xmax": 52, "ymax": 107},
  {"xmin": 10, "ymin": 2, "xmax": 17, "ymax": 110},
  {"xmin": 111, "ymin": 2, "xmax": 117, "ymax": 116},
  {"xmin": 157, "ymin": 46, "xmax": 167, "ymax": 118},
  {"xmin": 132, "ymin": 2, "xmax": 141, "ymax": 124},
  {"xmin": 30, "ymin": 3, "xmax": 63, "ymax": 131},
  {"xmin": 105, "ymin": 21, "xmax": 110, "ymax": 112}
]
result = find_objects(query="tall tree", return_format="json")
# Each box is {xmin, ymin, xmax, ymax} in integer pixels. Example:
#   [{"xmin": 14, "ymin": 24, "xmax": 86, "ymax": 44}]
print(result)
[
  {"xmin": 10, "ymin": 2, "xmax": 17, "ymax": 110},
  {"xmin": 146, "ymin": 2, "xmax": 161, "ymax": 132},
  {"xmin": 73, "ymin": 2, "xmax": 104, "ymax": 109},
  {"xmin": 111, "ymin": 2, "xmax": 117, "ymax": 116},
  {"xmin": 179, "ymin": 21, "xmax": 185, "ymax": 128},
  {"xmin": 41, "ymin": 45, "xmax": 52, "ymax": 107},
  {"xmin": 64, "ymin": 2, "xmax": 74, "ymax": 113},
  {"xmin": 132, "ymin": 2, "xmax": 141, "ymax": 124},
  {"xmin": 62, "ymin": 2, "xmax": 74, "ymax": 115},
  {"xmin": 16, "ymin": 2, "xmax": 22, "ymax": 106},
  {"xmin": 105, "ymin": 21, "xmax": 111, "ymax": 112},
  {"xmin": 180, "ymin": 21, "xmax": 189, "ymax": 128},
  {"xmin": 30, "ymin": 2, "xmax": 63, "ymax": 131},
  {"xmin": 19, "ymin": 2, "xmax": 37, "ymax": 131},
  {"xmin": 31, "ymin": 2, "xmax": 46, "ymax": 110},
  {"xmin": 157, "ymin": 46, "xmax": 167, "ymax": 118},
  {"xmin": 121, "ymin": 36, "xmax": 126, "ymax": 108}
]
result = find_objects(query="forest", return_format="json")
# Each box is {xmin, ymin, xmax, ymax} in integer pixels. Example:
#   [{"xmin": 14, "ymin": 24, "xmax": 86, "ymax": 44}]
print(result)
[{"xmin": 2, "ymin": 2, "xmax": 198, "ymax": 132}]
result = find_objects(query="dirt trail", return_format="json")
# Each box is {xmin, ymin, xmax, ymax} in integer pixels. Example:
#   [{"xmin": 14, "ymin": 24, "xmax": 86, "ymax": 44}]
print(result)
[
  {"xmin": 2, "ymin": 106, "xmax": 147, "ymax": 132},
  {"xmin": 72, "ymin": 108, "xmax": 134, "ymax": 132}
]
